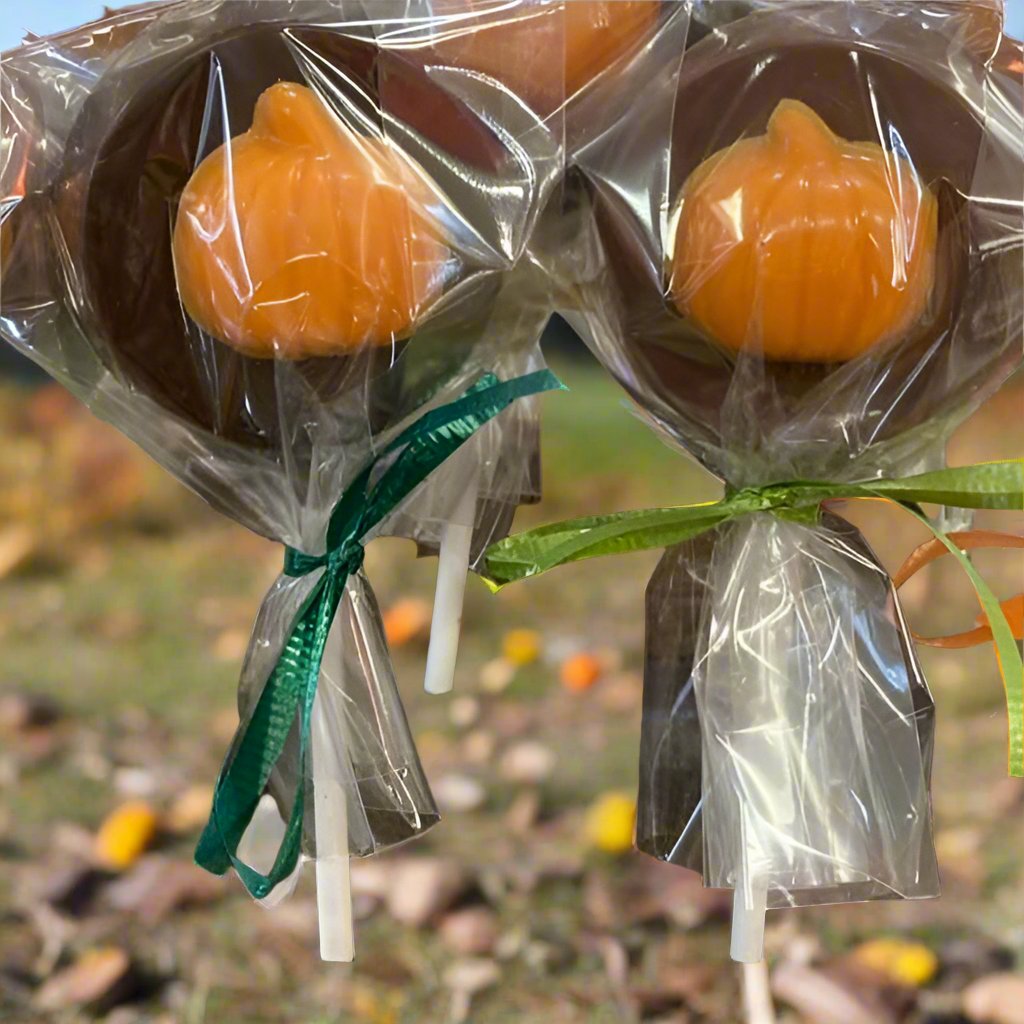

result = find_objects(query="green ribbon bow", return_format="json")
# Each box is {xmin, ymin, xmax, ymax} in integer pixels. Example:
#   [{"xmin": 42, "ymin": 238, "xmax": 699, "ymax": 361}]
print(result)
[
  {"xmin": 483, "ymin": 459, "xmax": 1024, "ymax": 776},
  {"xmin": 196, "ymin": 369, "xmax": 565, "ymax": 897}
]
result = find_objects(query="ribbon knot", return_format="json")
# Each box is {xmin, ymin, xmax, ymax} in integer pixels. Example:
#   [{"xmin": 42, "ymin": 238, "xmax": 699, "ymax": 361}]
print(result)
[
  {"xmin": 284, "ymin": 541, "xmax": 364, "ymax": 579},
  {"xmin": 195, "ymin": 369, "xmax": 565, "ymax": 898},
  {"xmin": 331, "ymin": 542, "xmax": 364, "ymax": 577}
]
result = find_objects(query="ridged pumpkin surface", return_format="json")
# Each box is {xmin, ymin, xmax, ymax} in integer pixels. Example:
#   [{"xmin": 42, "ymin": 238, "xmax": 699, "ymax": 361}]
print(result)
[
  {"xmin": 670, "ymin": 99, "xmax": 938, "ymax": 363},
  {"xmin": 173, "ymin": 82, "xmax": 447, "ymax": 359}
]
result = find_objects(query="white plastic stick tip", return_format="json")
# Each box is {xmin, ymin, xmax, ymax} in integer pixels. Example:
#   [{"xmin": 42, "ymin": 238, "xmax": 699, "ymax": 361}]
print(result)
[
  {"xmin": 730, "ymin": 880, "xmax": 768, "ymax": 964},
  {"xmin": 424, "ymin": 519, "xmax": 473, "ymax": 695}
]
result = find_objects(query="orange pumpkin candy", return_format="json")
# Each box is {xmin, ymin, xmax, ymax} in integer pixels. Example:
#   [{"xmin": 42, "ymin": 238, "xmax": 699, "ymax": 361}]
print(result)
[
  {"xmin": 433, "ymin": 1, "xmax": 660, "ymax": 114},
  {"xmin": 172, "ymin": 82, "xmax": 448, "ymax": 359},
  {"xmin": 670, "ymin": 99, "xmax": 939, "ymax": 363}
]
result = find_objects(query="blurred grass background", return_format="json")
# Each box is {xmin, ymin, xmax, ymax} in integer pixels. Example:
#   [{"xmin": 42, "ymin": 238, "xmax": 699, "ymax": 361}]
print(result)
[{"xmin": 0, "ymin": 340, "xmax": 1021, "ymax": 1023}]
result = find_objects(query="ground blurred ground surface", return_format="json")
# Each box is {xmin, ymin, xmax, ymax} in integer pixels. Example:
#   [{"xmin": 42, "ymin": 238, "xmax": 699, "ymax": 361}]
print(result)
[{"xmin": 0, "ymin": 357, "xmax": 1022, "ymax": 1024}]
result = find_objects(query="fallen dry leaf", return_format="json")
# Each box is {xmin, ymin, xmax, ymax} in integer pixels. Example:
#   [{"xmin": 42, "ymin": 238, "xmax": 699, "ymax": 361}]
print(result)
[
  {"xmin": 498, "ymin": 741, "xmax": 556, "ymax": 785},
  {"xmin": 103, "ymin": 855, "xmax": 225, "ymax": 923},
  {"xmin": 771, "ymin": 961, "xmax": 901, "ymax": 1024},
  {"xmin": 34, "ymin": 947, "xmax": 135, "ymax": 1013},
  {"xmin": 448, "ymin": 696, "xmax": 481, "ymax": 729},
  {"xmin": 501, "ymin": 629, "xmax": 541, "ymax": 666},
  {"xmin": 598, "ymin": 671, "xmax": 642, "ymax": 713},
  {"xmin": 504, "ymin": 789, "xmax": 541, "ymax": 835},
  {"xmin": 444, "ymin": 957, "xmax": 500, "ymax": 1024},
  {"xmin": 963, "ymin": 973, "xmax": 1024, "ymax": 1024},
  {"xmin": 583, "ymin": 858, "xmax": 715, "ymax": 931},
  {"xmin": 584, "ymin": 792, "xmax": 635, "ymax": 855},
  {"xmin": 385, "ymin": 858, "xmax": 469, "ymax": 928},
  {"xmin": 439, "ymin": 907, "xmax": 500, "ymax": 957},
  {"xmin": 461, "ymin": 730, "xmax": 497, "ymax": 765},
  {"xmin": 163, "ymin": 784, "xmax": 214, "ymax": 834},
  {"xmin": 560, "ymin": 652, "xmax": 603, "ymax": 693},
  {"xmin": 847, "ymin": 937, "xmax": 938, "ymax": 988},
  {"xmin": 349, "ymin": 984, "xmax": 403, "ymax": 1024},
  {"xmin": 433, "ymin": 773, "xmax": 486, "ymax": 814},
  {"xmin": 479, "ymin": 657, "xmax": 516, "ymax": 694}
]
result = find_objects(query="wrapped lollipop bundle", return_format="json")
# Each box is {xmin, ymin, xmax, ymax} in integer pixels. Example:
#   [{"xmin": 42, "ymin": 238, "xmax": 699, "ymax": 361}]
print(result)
[
  {"xmin": 4, "ymin": 0, "xmax": 1022, "ymax": 972},
  {"xmin": 1, "ymin": 0, "xmax": 568, "ymax": 959},
  {"xmin": 487, "ymin": 0, "xmax": 1023, "ymax": 962}
]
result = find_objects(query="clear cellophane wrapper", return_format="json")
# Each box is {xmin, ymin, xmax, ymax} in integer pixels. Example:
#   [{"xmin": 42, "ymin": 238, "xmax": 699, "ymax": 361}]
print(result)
[
  {"xmin": 0, "ymin": 0, "xmax": 566, "ymax": 876},
  {"xmin": 553, "ymin": 0, "xmax": 1022, "ymax": 909},
  {"xmin": 640, "ymin": 510, "xmax": 941, "ymax": 906}
]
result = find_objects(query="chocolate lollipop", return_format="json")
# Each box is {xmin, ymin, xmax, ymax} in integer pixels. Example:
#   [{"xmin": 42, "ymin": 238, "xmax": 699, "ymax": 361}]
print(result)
[
  {"xmin": 56, "ymin": 4, "xmax": 558, "ymax": 702},
  {"xmin": 3, "ymin": 0, "xmax": 565, "ymax": 963},
  {"xmin": 578, "ymin": 2, "xmax": 1019, "ymax": 482},
  {"xmin": 563, "ymin": 1, "xmax": 1021, "ymax": 962}
]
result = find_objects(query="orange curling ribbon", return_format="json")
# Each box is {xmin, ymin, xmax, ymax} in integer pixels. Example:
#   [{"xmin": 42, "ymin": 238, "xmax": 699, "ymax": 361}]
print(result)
[{"xmin": 894, "ymin": 530, "xmax": 1024, "ymax": 648}]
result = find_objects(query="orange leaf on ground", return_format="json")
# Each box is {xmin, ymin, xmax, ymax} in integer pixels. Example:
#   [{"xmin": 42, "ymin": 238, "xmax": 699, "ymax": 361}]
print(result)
[
  {"xmin": 383, "ymin": 598, "xmax": 431, "ymax": 648},
  {"xmin": 561, "ymin": 652, "xmax": 603, "ymax": 693}
]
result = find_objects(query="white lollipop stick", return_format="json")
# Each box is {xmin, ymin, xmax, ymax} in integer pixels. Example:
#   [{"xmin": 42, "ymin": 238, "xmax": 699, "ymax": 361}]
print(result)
[
  {"xmin": 731, "ymin": 877, "xmax": 767, "ymax": 964},
  {"xmin": 312, "ymin": 620, "xmax": 354, "ymax": 962},
  {"xmin": 423, "ymin": 459, "xmax": 480, "ymax": 695},
  {"xmin": 731, "ymin": 805, "xmax": 767, "ymax": 964},
  {"xmin": 741, "ymin": 958, "xmax": 776, "ymax": 1024}
]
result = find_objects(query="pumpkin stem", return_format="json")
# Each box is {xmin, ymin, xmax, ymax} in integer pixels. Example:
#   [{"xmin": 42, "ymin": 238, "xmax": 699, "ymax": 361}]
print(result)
[
  {"xmin": 251, "ymin": 82, "xmax": 343, "ymax": 154},
  {"xmin": 767, "ymin": 99, "xmax": 838, "ymax": 160}
]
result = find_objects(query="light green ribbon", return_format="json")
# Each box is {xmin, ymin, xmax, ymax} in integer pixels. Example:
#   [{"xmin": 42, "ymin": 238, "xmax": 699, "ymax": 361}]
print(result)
[
  {"xmin": 195, "ymin": 369, "xmax": 565, "ymax": 897},
  {"xmin": 483, "ymin": 459, "xmax": 1024, "ymax": 776}
]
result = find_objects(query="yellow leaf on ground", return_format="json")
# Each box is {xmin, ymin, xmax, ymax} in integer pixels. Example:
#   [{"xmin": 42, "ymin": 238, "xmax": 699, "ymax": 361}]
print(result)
[
  {"xmin": 849, "ymin": 937, "xmax": 939, "ymax": 988},
  {"xmin": 501, "ymin": 629, "xmax": 542, "ymax": 666},
  {"xmin": 350, "ymin": 984, "xmax": 402, "ymax": 1024},
  {"xmin": 585, "ymin": 792, "xmax": 636, "ymax": 855},
  {"xmin": 94, "ymin": 801, "xmax": 159, "ymax": 871}
]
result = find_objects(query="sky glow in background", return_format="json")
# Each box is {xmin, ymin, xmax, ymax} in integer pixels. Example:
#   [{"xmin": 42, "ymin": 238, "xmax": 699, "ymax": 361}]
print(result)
[{"xmin": 2, "ymin": 0, "xmax": 1023, "ymax": 52}]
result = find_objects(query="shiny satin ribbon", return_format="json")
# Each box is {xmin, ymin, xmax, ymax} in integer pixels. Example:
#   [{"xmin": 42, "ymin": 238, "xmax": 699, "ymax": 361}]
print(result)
[{"xmin": 196, "ymin": 369, "xmax": 566, "ymax": 897}]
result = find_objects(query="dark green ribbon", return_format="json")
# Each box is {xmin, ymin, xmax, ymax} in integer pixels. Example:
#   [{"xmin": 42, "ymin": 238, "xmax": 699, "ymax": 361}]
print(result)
[
  {"xmin": 483, "ymin": 459, "xmax": 1024, "ymax": 776},
  {"xmin": 195, "ymin": 369, "xmax": 565, "ymax": 897}
]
